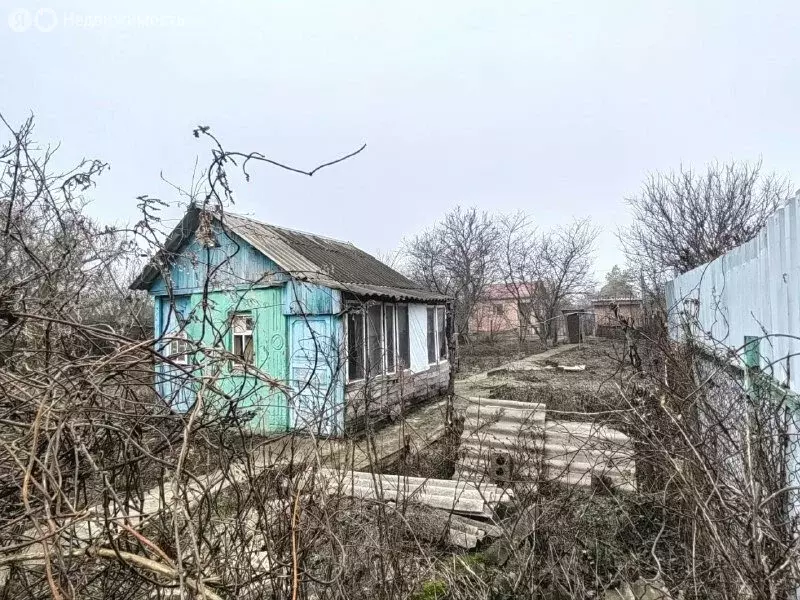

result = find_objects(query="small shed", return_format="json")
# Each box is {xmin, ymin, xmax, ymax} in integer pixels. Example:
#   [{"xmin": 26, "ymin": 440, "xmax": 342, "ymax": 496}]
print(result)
[
  {"xmin": 131, "ymin": 206, "xmax": 452, "ymax": 436},
  {"xmin": 591, "ymin": 298, "xmax": 643, "ymax": 338},
  {"xmin": 560, "ymin": 309, "xmax": 594, "ymax": 344}
]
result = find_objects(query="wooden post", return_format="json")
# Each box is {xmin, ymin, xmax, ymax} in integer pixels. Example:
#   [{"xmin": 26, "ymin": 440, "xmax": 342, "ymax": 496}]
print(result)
[{"xmin": 446, "ymin": 299, "xmax": 457, "ymax": 430}]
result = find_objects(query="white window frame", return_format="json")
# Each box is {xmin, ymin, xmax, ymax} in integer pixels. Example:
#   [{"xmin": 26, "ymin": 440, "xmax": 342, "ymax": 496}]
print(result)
[
  {"xmin": 426, "ymin": 306, "xmax": 437, "ymax": 365},
  {"xmin": 426, "ymin": 304, "xmax": 448, "ymax": 365},
  {"xmin": 395, "ymin": 303, "xmax": 410, "ymax": 371},
  {"xmin": 365, "ymin": 303, "xmax": 384, "ymax": 379},
  {"xmin": 384, "ymin": 303, "xmax": 396, "ymax": 375},
  {"xmin": 345, "ymin": 305, "xmax": 367, "ymax": 383},
  {"xmin": 437, "ymin": 305, "xmax": 448, "ymax": 361},
  {"xmin": 169, "ymin": 331, "xmax": 189, "ymax": 365},
  {"xmin": 345, "ymin": 301, "xmax": 412, "ymax": 383},
  {"xmin": 230, "ymin": 313, "xmax": 254, "ymax": 369}
]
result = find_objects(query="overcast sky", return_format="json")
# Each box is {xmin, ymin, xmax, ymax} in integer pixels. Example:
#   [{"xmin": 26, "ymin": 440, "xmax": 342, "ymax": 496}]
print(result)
[{"xmin": 2, "ymin": 0, "xmax": 799, "ymax": 280}]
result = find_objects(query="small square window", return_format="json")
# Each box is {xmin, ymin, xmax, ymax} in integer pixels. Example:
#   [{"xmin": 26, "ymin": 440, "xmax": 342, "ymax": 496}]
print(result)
[{"xmin": 169, "ymin": 335, "xmax": 189, "ymax": 364}]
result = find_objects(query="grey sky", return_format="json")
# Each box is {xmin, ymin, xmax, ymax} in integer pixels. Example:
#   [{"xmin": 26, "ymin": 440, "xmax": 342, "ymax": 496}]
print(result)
[{"xmin": 2, "ymin": 0, "xmax": 798, "ymax": 280}]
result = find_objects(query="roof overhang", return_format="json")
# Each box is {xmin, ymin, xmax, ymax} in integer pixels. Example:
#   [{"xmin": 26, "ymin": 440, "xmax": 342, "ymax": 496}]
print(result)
[
  {"xmin": 130, "ymin": 207, "xmax": 451, "ymax": 303},
  {"xmin": 338, "ymin": 283, "xmax": 450, "ymax": 303}
]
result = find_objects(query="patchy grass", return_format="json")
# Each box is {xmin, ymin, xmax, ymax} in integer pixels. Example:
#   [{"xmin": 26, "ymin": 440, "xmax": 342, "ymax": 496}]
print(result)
[
  {"xmin": 412, "ymin": 579, "xmax": 449, "ymax": 600},
  {"xmin": 473, "ymin": 338, "xmax": 646, "ymax": 422},
  {"xmin": 457, "ymin": 332, "xmax": 546, "ymax": 377}
]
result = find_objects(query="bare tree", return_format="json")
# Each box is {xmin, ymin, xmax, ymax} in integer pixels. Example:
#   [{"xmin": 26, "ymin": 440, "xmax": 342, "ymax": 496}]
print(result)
[
  {"xmin": 0, "ymin": 116, "xmax": 377, "ymax": 600},
  {"xmin": 621, "ymin": 159, "xmax": 791, "ymax": 280},
  {"xmin": 497, "ymin": 216, "xmax": 598, "ymax": 345},
  {"xmin": 404, "ymin": 206, "xmax": 498, "ymax": 340},
  {"xmin": 374, "ymin": 247, "xmax": 403, "ymax": 270},
  {"xmin": 494, "ymin": 212, "xmax": 538, "ymax": 342}
]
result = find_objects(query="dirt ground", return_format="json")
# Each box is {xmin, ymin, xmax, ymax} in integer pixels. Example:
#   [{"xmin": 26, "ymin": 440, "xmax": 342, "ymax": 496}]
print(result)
[
  {"xmin": 385, "ymin": 336, "xmax": 642, "ymax": 479},
  {"xmin": 499, "ymin": 338, "xmax": 636, "ymax": 414},
  {"xmin": 456, "ymin": 332, "xmax": 546, "ymax": 377},
  {"xmin": 457, "ymin": 337, "xmax": 642, "ymax": 419}
]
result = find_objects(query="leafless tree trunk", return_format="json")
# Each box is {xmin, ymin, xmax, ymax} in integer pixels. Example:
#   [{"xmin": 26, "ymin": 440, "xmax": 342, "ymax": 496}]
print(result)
[
  {"xmin": 497, "ymin": 215, "xmax": 598, "ymax": 346},
  {"xmin": 620, "ymin": 159, "xmax": 791, "ymax": 282},
  {"xmin": 404, "ymin": 206, "xmax": 498, "ymax": 342},
  {"xmin": 495, "ymin": 212, "xmax": 537, "ymax": 344}
]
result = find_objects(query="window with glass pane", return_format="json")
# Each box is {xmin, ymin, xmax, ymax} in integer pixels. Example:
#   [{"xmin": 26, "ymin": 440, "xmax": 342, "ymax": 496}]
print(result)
[
  {"xmin": 427, "ymin": 306, "xmax": 436, "ymax": 364},
  {"xmin": 231, "ymin": 314, "xmax": 254, "ymax": 365},
  {"xmin": 437, "ymin": 306, "xmax": 447, "ymax": 360},
  {"xmin": 366, "ymin": 304, "xmax": 383, "ymax": 377},
  {"xmin": 397, "ymin": 305, "xmax": 410, "ymax": 369},
  {"xmin": 347, "ymin": 311, "xmax": 364, "ymax": 381},
  {"xmin": 170, "ymin": 334, "xmax": 189, "ymax": 364},
  {"xmin": 384, "ymin": 304, "xmax": 395, "ymax": 373}
]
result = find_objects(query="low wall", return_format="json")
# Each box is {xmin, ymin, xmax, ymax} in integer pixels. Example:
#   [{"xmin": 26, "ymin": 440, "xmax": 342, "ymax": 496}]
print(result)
[{"xmin": 344, "ymin": 361, "xmax": 450, "ymax": 434}]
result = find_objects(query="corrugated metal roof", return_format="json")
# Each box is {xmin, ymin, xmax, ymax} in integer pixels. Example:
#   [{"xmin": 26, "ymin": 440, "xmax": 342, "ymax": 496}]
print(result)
[
  {"xmin": 218, "ymin": 212, "xmax": 325, "ymax": 278},
  {"xmin": 132, "ymin": 207, "xmax": 450, "ymax": 302},
  {"xmin": 336, "ymin": 283, "xmax": 450, "ymax": 302}
]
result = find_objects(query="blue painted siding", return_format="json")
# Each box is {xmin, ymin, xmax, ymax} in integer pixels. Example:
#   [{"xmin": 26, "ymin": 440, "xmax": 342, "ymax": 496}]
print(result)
[
  {"xmin": 153, "ymin": 289, "xmax": 293, "ymax": 432},
  {"xmin": 148, "ymin": 228, "xmax": 347, "ymax": 435},
  {"xmin": 288, "ymin": 314, "xmax": 344, "ymax": 434},
  {"xmin": 150, "ymin": 225, "xmax": 286, "ymax": 295},
  {"xmin": 284, "ymin": 283, "xmax": 344, "ymax": 433},
  {"xmin": 284, "ymin": 281, "xmax": 341, "ymax": 316},
  {"xmin": 155, "ymin": 295, "xmax": 196, "ymax": 412}
]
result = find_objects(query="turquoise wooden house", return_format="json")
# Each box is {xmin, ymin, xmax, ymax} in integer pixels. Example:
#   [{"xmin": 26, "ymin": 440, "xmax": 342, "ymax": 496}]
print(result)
[{"xmin": 131, "ymin": 206, "xmax": 451, "ymax": 436}]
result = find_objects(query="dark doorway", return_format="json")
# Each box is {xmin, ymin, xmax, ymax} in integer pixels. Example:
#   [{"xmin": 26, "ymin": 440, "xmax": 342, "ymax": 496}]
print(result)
[{"xmin": 565, "ymin": 312, "xmax": 581, "ymax": 344}]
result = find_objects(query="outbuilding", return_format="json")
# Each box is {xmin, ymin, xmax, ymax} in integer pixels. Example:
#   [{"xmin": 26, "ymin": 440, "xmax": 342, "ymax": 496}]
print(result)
[{"xmin": 131, "ymin": 206, "xmax": 452, "ymax": 435}]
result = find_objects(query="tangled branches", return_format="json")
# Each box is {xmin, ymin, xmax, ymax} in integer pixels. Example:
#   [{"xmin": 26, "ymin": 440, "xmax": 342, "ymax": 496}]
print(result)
[{"xmin": 1, "ymin": 113, "xmax": 799, "ymax": 600}]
